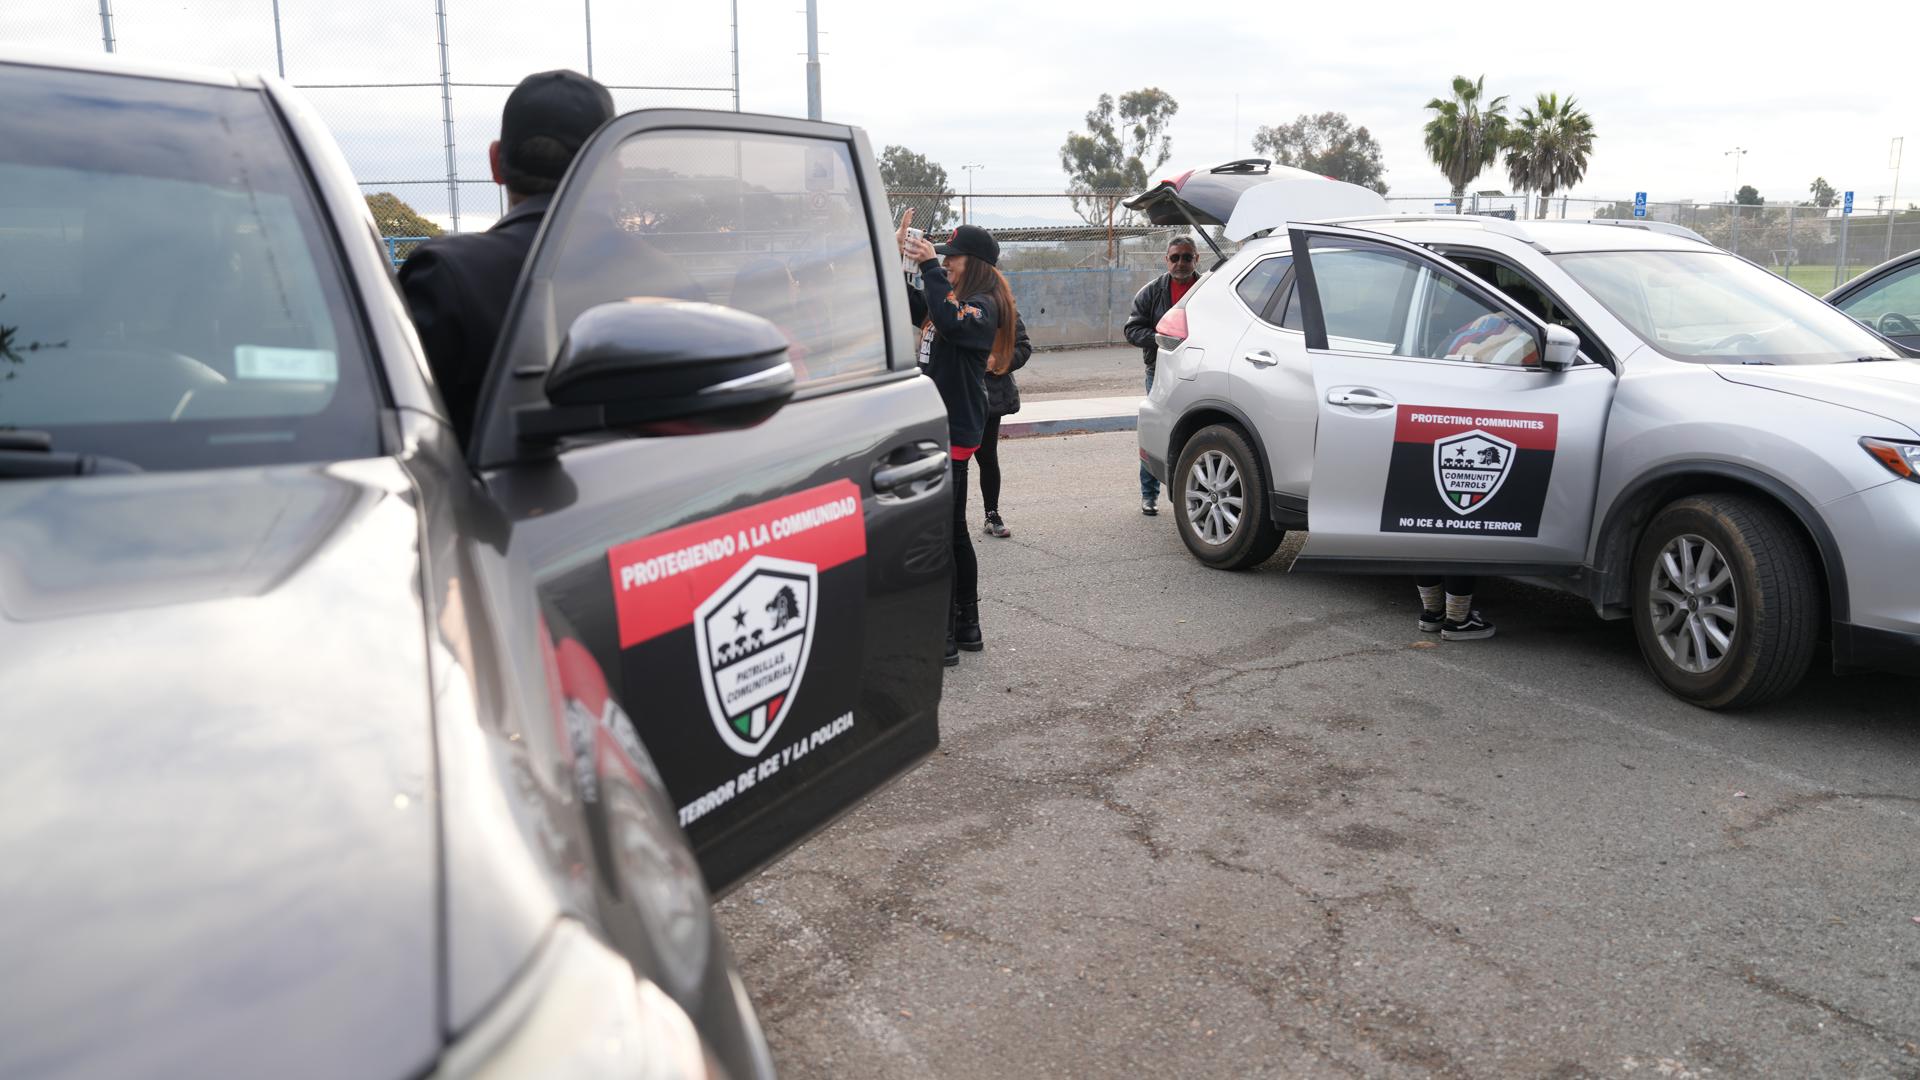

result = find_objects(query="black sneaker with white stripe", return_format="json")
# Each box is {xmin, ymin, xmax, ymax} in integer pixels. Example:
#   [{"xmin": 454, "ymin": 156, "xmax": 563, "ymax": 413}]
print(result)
[
  {"xmin": 1441, "ymin": 611, "xmax": 1496, "ymax": 641},
  {"xmin": 1418, "ymin": 610, "xmax": 1446, "ymax": 633}
]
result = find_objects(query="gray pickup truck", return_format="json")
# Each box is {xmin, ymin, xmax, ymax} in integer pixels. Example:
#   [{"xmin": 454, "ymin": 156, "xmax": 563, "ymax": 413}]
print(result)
[{"xmin": 0, "ymin": 48, "xmax": 951, "ymax": 1079}]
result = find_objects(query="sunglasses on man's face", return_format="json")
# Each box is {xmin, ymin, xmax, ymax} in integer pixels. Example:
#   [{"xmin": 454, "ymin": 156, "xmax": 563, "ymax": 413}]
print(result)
[{"xmin": 1168, "ymin": 253, "xmax": 1196, "ymax": 263}]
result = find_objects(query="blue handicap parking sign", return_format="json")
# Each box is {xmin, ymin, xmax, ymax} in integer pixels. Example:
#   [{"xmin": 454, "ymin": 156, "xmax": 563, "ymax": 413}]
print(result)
[
  {"xmin": 1633, "ymin": 191, "xmax": 1647, "ymax": 218},
  {"xmin": 1843, "ymin": 191, "xmax": 1854, "ymax": 215}
]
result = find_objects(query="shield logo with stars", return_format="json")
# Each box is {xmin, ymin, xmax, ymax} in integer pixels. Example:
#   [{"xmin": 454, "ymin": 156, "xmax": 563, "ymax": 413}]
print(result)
[
  {"xmin": 692, "ymin": 555, "xmax": 817, "ymax": 757},
  {"xmin": 1432, "ymin": 429, "xmax": 1518, "ymax": 515}
]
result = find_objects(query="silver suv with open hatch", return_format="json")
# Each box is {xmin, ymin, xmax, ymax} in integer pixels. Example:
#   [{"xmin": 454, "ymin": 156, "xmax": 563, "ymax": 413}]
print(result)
[{"xmin": 1133, "ymin": 164, "xmax": 1919, "ymax": 709}]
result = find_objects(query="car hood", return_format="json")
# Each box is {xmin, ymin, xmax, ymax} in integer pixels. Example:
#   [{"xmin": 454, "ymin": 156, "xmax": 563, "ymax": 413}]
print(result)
[
  {"xmin": 1715, "ymin": 361, "xmax": 1920, "ymax": 436},
  {"xmin": 0, "ymin": 461, "xmax": 442, "ymax": 1080}
]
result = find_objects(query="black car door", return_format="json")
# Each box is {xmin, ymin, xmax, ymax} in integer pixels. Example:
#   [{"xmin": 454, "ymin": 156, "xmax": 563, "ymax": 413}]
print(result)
[{"xmin": 469, "ymin": 110, "xmax": 950, "ymax": 893}]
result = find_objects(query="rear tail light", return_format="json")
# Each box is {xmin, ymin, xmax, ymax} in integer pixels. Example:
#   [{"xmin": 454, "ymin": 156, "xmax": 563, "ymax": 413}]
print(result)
[
  {"xmin": 1860, "ymin": 437, "xmax": 1920, "ymax": 482},
  {"xmin": 1154, "ymin": 307, "xmax": 1188, "ymax": 351}
]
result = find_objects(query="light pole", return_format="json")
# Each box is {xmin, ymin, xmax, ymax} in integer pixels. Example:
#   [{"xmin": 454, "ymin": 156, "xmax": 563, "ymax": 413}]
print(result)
[
  {"xmin": 960, "ymin": 163, "xmax": 984, "ymax": 225},
  {"xmin": 804, "ymin": 0, "xmax": 821, "ymax": 121},
  {"xmin": 1723, "ymin": 147, "xmax": 1747, "ymax": 202},
  {"xmin": 1887, "ymin": 136, "xmax": 1905, "ymax": 261}
]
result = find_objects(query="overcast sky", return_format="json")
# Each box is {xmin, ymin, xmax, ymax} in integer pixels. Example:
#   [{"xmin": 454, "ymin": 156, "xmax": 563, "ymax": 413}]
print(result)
[{"xmin": 8, "ymin": 0, "xmax": 1916, "ymax": 223}]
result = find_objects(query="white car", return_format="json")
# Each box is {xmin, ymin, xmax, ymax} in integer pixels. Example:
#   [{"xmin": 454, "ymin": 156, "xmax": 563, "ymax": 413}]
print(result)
[{"xmin": 1134, "ymin": 166, "xmax": 1920, "ymax": 708}]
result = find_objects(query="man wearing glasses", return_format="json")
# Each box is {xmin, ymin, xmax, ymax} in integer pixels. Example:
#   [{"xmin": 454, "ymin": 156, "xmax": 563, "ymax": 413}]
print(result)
[{"xmin": 1123, "ymin": 236, "xmax": 1202, "ymax": 515}]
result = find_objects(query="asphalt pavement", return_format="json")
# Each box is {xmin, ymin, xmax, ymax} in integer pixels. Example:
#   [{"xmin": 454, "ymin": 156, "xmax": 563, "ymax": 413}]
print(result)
[{"xmin": 717, "ymin": 430, "xmax": 1920, "ymax": 1079}]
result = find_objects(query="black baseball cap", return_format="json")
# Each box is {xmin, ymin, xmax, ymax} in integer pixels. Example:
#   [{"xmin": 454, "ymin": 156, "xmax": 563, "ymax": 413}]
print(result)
[
  {"xmin": 499, "ymin": 69, "xmax": 615, "ymax": 192},
  {"xmin": 936, "ymin": 224, "xmax": 1000, "ymax": 267}
]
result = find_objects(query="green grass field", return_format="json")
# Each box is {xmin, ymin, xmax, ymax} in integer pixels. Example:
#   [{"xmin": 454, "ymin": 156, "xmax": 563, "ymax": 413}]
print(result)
[{"xmin": 1772, "ymin": 264, "xmax": 1880, "ymax": 293}]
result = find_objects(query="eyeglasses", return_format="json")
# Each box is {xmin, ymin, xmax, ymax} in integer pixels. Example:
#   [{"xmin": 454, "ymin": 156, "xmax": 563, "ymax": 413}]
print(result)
[{"xmin": 1168, "ymin": 253, "xmax": 1196, "ymax": 263}]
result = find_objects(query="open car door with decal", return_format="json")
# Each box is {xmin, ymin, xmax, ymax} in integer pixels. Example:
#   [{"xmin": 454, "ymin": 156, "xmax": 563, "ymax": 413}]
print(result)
[
  {"xmin": 471, "ymin": 110, "xmax": 950, "ymax": 893},
  {"xmin": 1283, "ymin": 224, "xmax": 1617, "ymax": 573}
]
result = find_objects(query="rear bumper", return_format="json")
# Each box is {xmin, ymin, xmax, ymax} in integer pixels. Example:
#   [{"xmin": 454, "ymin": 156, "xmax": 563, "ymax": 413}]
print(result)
[
  {"xmin": 1138, "ymin": 397, "xmax": 1171, "ymax": 485},
  {"xmin": 1831, "ymin": 621, "xmax": 1920, "ymax": 676}
]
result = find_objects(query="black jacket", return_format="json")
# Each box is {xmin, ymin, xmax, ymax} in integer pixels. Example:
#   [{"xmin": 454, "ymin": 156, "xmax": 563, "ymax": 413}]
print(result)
[
  {"xmin": 986, "ymin": 316, "xmax": 1032, "ymax": 418},
  {"xmin": 1123, "ymin": 271, "xmax": 1193, "ymax": 369},
  {"xmin": 907, "ymin": 261, "xmax": 1002, "ymax": 449},
  {"xmin": 398, "ymin": 194, "xmax": 551, "ymax": 443}
]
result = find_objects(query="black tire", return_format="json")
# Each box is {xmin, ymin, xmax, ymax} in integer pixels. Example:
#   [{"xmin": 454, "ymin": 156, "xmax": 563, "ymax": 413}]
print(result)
[
  {"xmin": 1630, "ymin": 494, "xmax": 1819, "ymax": 709},
  {"xmin": 1172, "ymin": 424, "xmax": 1284, "ymax": 570}
]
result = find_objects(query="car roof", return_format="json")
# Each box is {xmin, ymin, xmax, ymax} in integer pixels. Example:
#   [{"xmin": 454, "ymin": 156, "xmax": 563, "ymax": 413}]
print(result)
[
  {"xmin": 1339, "ymin": 216, "xmax": 1712, "ymax": 254},
  {"xmin": 0, "ymin": 45, "xmax": 256, "ymax": 89}
]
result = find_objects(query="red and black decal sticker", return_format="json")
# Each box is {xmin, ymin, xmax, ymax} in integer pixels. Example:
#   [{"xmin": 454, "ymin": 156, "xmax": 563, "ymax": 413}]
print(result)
[
  {"xmin": 1379, "ymin": 405, "xmax": 1558, "ymax": 537},
  {"xmin": 604, "ymin": 480, "xmax": 868, "ymax": 835}
]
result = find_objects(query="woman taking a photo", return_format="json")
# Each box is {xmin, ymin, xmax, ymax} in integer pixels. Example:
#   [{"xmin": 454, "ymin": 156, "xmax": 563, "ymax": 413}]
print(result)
[{"xmin": 896, "ymin": 212, "xmax": 1018, "ymax": 666}]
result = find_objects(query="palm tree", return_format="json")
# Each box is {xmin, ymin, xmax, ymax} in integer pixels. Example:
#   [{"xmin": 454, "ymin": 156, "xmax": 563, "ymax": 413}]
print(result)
[
  {"xmin": 1503, "ymin": 93, "xmax": 1596, "ymax": 219},
  {"xmin": 1423, "ymin": 75, "xmax": 1508, "ymax": 213}
]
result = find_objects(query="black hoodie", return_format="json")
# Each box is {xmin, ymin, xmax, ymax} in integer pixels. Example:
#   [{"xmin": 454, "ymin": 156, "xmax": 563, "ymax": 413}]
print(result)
[{"xmin": 907, "ymin": 259, "xmax": 999, "ymax": 451}]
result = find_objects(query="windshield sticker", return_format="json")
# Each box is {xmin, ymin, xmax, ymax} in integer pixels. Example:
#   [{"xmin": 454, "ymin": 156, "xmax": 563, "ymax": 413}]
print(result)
[
  {"xmin": 1380, "ymin": 406, "xmax": 1558, "ymax": 537},
  {"xmin": 234, "ymin": 345, "xmax": 338, "ymax": 381},
  {"xmin": 603, "ymin": 480, "xmax": 869, "ymax": 836}
]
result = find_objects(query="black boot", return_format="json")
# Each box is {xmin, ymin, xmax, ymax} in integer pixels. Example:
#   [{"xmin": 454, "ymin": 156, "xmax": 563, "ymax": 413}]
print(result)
[
  {"xmin": 955, "ymin": 601, "xmax": 983, "ymax": 652},
  {"xmin": 944, "ymin": 604, "xmax": 960, "ymax": 667}
]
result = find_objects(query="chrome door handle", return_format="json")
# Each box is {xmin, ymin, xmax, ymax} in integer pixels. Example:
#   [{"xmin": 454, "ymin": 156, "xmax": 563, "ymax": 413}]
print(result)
[
  {"xmin": 872, "ymin": 449, "xmax": 947, "ymax": 492},
  {"xmin": 1326, "ymin": 388, "xmax": 1394, "ymax": 409},
  {"xmin": 1241, "ymin": 350, "xmax": 1279, "ymax": 367}
]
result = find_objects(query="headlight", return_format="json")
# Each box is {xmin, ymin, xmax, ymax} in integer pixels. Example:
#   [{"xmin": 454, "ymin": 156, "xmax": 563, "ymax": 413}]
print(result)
[
  {"xmin": 434, "ymin": 920, "xmax": 724, "ymax": 1080},
  {"xmin": 1860, "ymin": 437, "xmax": 1920, "ymax": 482}
]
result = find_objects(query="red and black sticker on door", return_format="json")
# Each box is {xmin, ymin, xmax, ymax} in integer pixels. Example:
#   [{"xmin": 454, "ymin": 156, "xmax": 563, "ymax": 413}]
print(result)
[
  {"xmin": 606, "ymin": 480, "xmax": 867, "ymax": 837},
  {"xmin": 1379, "ymin": 405, "xmax": 1557, "ymax": 537}
]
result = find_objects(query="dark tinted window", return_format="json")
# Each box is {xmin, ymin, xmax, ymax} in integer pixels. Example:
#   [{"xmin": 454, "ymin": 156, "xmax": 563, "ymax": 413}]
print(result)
[
  {"xmin": 0, "ymin": 64, "xmax": 380, "ymax": 471},
  {"xmin": 1234, "ymin": 256, "xmax": 1291, "ymax": 319},
  {"xmin": 532, "ymin": 129, "xmax": 887, "ymax": 387}
]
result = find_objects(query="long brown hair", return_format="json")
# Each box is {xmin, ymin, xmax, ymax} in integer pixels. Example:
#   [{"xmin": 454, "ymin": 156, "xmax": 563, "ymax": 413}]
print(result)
[{"xmin": 928, "ymin": 255, "xmax": 1019, "ymax": 376}]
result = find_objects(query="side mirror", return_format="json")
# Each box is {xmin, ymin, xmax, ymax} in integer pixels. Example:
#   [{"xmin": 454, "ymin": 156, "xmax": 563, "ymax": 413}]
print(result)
[
  {"xmin": 1540, "ymin": 323, "xmax": 1580, "ymax": 371},
  {"xmin": 519, "ymin": 299, "xmax": 796, "ymax": 443}
]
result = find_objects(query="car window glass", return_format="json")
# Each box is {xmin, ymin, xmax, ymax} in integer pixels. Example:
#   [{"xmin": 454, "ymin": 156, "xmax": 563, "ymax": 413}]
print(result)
[
  {"xmin": 1304, "ymin": 240, "xmax": 1417, "ymax": 352},
  {"xmin": 1555, "ymin": 250, "xmax": 1894, "ymax": 365},
  {"xmin": 1278, "ymin": 281, "xmax": 1304, "ymax": 330},
  {"xmin": 1414, "ymin": 273, "xmax": 1540, "ymax": 366},
  {"xmin": 0, "ymin": 64, "xmax": 380, "ymax": 471},
  {"xmin": 538, "ymin": 129, "xmax": 886, "ymax": 387},
  {"xmin": 1234, "ymin": 256, "xmax": 1290, "ymax": 320},
  {"xmin": 1305, "ymin": 237, "xmax": 1536, "ymax": 365},
  {"xmin": 1837, "ymin": 264, "xmax": 1920, "ymax": 336}
]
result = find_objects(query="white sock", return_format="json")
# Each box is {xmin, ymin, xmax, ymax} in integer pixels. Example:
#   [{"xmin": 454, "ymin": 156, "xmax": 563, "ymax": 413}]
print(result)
[
  {"xmin": 1417, "ymin": 584, "xmax": 1443, "ymax": 612},
  {"xmin": 1445, "ymin": 593, "xmax": 1472, "ymax": 622}
]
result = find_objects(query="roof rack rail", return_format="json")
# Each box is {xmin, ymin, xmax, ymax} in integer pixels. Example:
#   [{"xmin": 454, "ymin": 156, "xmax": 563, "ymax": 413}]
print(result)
[
  {"xmin": 1327, "ymin": 213, "xmax": 1533, "ymax": 241},
  {"xmin": 1561, "ymin": 218, "xmax": 1710, "ymax": 244}
]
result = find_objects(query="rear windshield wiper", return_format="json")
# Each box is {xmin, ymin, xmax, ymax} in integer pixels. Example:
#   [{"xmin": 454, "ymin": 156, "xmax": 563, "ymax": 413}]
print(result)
[
  {"xmin": 1854, "ymin": 356, "xmax": 1902, "ymax": 363},
  {"xmin": 0, "ymin": 430, "xmax": 142, "ymax": 478}
]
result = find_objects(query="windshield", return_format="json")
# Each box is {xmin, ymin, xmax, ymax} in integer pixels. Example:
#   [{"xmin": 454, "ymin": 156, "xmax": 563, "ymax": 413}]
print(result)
[
  {"xmin": 0, "ymin": 64, "xmax": 380, "ymax": 472},
  {"xmin": 1553, "ymin": 249, "xmax": 1900, "ymax": 365}
]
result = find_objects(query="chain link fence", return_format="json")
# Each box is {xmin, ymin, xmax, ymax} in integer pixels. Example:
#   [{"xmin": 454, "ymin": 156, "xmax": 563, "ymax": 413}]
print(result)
[
  {"xmin": 885, "ymin": 190, "xmax": 1920, "ymax": 346},
  {"xmin": 1384, "ymin": 194, "xmax": 1920, "ymax": 294},
  {"xmin": 5, "ymin": 0, "xmax": 741, "ymax": 231}
]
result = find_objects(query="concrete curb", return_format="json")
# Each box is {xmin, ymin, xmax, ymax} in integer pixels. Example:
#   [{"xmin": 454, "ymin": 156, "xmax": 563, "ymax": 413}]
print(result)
[{"xmin": 998, "ymin": 395, "xmax": 1140, "ymax": 439}]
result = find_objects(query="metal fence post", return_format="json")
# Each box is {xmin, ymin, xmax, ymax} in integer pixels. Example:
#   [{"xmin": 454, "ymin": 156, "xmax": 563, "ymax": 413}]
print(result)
[
  {"xmin": 1785, "ymin": 205, "xmax": 1795, "ymax": 276},
  {"xmin": 271, "ymin": 0, "xmax": 286, "ymax": 76},
  {"xmin": 730, "ymin": 0, "xmax": 741, "ymax": 111},
  {"xmin": 434, "ymin": 0, "xmax": 459, "ymax": 231},
  {"xmin": 98, "ymin": 0, "xmax": 115, "ymax": 52},
  {"xmin": 1836, "ymin": 213, "xmax": 1850, "ymax": 290},
  {"xmin": 583, "ymin": 0, "xmax": 594, "ymax": 78}
]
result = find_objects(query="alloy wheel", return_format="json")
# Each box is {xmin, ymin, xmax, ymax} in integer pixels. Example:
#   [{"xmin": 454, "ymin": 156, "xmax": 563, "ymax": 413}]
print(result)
[
  {"xmin": 1647, "ymin": 533, "xmax": 1738, "ymax": 674},
  {"xmin": 1184, "ymin": 450, "xmax": 1244, "ymax": 546}
]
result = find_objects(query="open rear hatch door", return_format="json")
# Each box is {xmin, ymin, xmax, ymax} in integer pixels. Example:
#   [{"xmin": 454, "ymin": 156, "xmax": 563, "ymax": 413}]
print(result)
[{"xmin": 1125, "ymin": 159, "xmax": 1388, "ymax": 264}]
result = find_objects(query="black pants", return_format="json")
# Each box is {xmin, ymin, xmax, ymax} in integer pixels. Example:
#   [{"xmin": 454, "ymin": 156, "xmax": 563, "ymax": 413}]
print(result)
[
  {"xmin": 976, "ymin": 413, "xmax": 1003, "ymax": 514},
  {"xmin": 1416, "ymin": 575, "xmax": 1477, "ymax": 595},
  {"xmin": 952, "ymin": 456, "xmax": 978, "ymax": 606}
]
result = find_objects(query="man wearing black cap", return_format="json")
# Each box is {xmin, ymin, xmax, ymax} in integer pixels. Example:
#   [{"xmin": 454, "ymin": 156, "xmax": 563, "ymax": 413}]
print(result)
[{"xmin": 399, "ymin": 69, "xmax": 615, "ymax": 444}]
